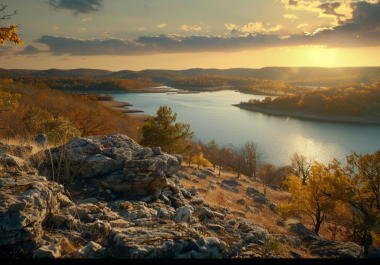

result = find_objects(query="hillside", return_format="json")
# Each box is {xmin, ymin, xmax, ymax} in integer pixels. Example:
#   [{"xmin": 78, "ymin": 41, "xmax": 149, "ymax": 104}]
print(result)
[{"xmin": 0, "ymin": 134, "xmax": 364, "ymax": 259}]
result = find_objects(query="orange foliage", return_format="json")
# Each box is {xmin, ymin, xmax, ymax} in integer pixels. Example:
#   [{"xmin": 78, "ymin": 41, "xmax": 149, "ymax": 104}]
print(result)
[{"xmin": 0, "ymin": 25, "xmax": 23, "ymax": 45}]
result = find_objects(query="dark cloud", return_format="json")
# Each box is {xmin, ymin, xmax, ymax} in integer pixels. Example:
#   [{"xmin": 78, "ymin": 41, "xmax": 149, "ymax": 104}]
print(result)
[
  {"xmin": 16, "ymin": 1, "xmax": 380, "ymax": 56},
  {"xmin": 49, "ymin": 0, "xmax": 103, "ymax": 14},
  {"xmin": 318, "ymin": 2, "xmax": 344, "ymax": 19},
  {"xmin": 311, "ymin": 1, "xmax": 380, "ymax": 47},
  {"xmin": 15, "ymin": 45, "xmax": 43, "ymax": 55}
]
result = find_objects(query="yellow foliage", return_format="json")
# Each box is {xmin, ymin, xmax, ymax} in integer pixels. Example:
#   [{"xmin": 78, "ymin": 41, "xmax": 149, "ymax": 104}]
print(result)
[
  {"xmin": 0, "ymin": 25, "xmax": 23, "ymax": 45},
  {"xmin": 192, "ymin": 152, "xmax": 212, "ymax": 168}
]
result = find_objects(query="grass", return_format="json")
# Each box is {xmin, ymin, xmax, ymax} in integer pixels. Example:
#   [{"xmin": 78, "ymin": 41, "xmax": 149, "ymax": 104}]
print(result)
[{"xmin": 179, "ymin": 164, "xmax": 325, "ymax": 258}]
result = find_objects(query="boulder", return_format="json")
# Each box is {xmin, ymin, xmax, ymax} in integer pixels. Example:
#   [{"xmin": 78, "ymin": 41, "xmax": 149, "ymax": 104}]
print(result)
[
  {"xmin": 220, "ymin": 183, "xmax": 239, "ymax": 194},
  {"xmin": 0, "ymin": 153, "xmax": 27, "ymax": 169},
  {"xmin": 174, "ymin": 206, "xmax": 193, "ymax": 223},
  {"xmin": 221, "ymin": 179, "xmax": 240, "ymax": 187},
  {"xmin": 0, "ymin": 173, "xmax": 70, "ymax": 248},
  {"xmin": 309, "ymin": 239, "xmax": 363, "ymax": 258},
  {"xmin": 289, "ymin": 222, "xmax": 319, "ymax": 242},
  {"xmin": 246, "ymin": 187, "xmax": 261, "ymax": 197}
]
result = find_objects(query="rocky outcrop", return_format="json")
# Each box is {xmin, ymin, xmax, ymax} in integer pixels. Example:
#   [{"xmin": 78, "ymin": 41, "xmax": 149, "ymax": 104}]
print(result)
[
  {"xmin": 32, "ymin": 134, "xmax": 182, "ymax": 200},
  {"xmin": 0, "ymin": 170, "xmax": 72, "ymax": 253},
  {"xmin": 0, "ymin": 134, "xmax": 367, "ymax": 259}
]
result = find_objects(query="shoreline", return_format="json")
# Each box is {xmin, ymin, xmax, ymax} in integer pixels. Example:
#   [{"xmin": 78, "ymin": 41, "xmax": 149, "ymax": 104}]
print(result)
[
  {"xmin": 234, "ymin": 103, "xmax": 380, "ymax": 126},
  {"xmin": 100, "ymin": 100, "xmax": 144, "ymax": 114}
]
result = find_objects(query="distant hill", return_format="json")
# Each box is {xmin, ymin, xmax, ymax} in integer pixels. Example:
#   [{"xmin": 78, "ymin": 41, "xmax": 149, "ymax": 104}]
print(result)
[{"xmin": 2, "ymin": 67, "xmax": 380, "ymax": 86}]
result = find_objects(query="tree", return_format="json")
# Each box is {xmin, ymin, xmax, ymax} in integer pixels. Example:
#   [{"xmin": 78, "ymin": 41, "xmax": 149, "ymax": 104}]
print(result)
[
  {"xmin": 290, "ymin": 152, "xmax": 311, "ymax": 185},
  {"xmin": 232, "ymin": 146, "xmax": 245, "ymax": 178},
  {"xmin": 326, "ymin": 152, "xmax": 380, "ymax": 255},
  {"xmin": 193, "ymin": 152, "xmax": 212, "ymax": 169},
  {"xmin": 0, "ymin": 4, "xmax": 23, "ymax": 45},
  {"xmin": 258, "ymin": 164, "xmax": 276, "ymax": 196},
  {"xmin": 183, "ymin": 141, "xmax": 200, "ymax": 167},
  {"xmin": 140, "ymin": 106, "xmax": 193, "ymax": 154},
  {"xmin": 243, "ymin": 142, "xmax": 258, "ymax": 179},
  {"xmin": 278, "ymin": 162, "xmax": 337, "ymax": 235}
]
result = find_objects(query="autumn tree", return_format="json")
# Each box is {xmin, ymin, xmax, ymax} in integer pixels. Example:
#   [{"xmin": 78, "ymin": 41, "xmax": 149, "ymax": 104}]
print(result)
[
  {"xmin": 243, "ymin": 141, "xmax": 258, "ymax": 179},
  {"xmin": 183, "ymin": 141, "xmax": 200, "ymax": 167},
  {"xmin": 0, "ymin": 4, "xmax": 23, "ymax": 45},
  {"xmin": 258, "ymin": 163, "xmax": 276, "ymax": 196},
  {"xmin": 140, "ymin": 106, "xmax": 193, "ymax": 154},
  {"xmin": 193, "ymin": 152, "xmax": 212, "ymax": 169},
  {"xmin": 326, "ymin": 152, "xmax": 380, "ymax": 255},
  {"xmin": 278, "ymin": 162, "xmax": 338, "ymax": 235},
  {"xmin": 290, "ymin": 152, "xmax": 311, "ymax": 185},
  {"xmin": 201, "ymin": 140, "xmax": 219, "ymax": 170}
]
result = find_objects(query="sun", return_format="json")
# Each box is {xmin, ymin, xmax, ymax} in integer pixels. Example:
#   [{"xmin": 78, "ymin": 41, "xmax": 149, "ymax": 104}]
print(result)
[{"xmin": 306, "ymin": 46, "xmax": 338, "ymax": 67}]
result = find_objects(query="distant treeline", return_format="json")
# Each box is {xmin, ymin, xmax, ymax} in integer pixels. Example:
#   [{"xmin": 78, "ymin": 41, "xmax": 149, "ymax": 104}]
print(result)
[
  {"xmin": 243, "ymin": 82, "xmax": 380, "ymax": 117},
  {"xmin": 166, "ymin": 75, "xmax": 298, "ymax": 94},
  {"xmin": 2, "ymin": 76, "xmax": 155, "ymax": 92}
]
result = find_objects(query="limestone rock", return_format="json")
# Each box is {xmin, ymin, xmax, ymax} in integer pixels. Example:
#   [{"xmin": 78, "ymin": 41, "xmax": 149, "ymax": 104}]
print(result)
[
  {"xmin": 174, "ymin": 206, "xmax": 193, "ymax": 223},
  {"xmin": 77, "ymin": 241, "xmax": 107, "ymax": 259},
  {"xmin": 0, "ymin": 153, "xmax": 27, "ymax": 169}
]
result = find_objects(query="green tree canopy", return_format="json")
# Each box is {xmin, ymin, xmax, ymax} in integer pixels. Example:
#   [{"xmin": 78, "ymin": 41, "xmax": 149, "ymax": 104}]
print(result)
[{"xmin": 139, "ymin": 106, "xmax": 193, "ymax": 154}]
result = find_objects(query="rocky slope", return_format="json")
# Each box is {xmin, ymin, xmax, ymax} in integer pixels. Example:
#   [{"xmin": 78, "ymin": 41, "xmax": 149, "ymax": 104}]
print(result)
[{"xmin": 0, "ymin": 134, "xmax": 365, "ymax": 259}]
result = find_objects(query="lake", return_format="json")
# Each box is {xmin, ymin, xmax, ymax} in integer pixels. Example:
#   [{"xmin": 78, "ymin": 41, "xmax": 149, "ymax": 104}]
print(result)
[{"xmin": 111, "ymin": 90, "xmax": 380, "ymax": 166}]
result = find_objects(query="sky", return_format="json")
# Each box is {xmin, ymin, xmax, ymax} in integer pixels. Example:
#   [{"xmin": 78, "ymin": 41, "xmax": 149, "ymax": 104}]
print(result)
[{"xmin": 0, "ymin": 0, "xmax": 380, "ymax": 70}]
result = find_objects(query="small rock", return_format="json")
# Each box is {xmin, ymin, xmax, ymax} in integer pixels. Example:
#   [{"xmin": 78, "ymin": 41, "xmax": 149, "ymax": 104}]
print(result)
[
  {"xmin": 269, "ymin": 203, "xmax": 277, "ymax": 211},
  {"xmin": 209, "ymin": 184, "xmax": 216, "ymax": 190},
  {"xmin": 290, "ymin": 251, "xmax": 302, "ymax": 259},
  {"xmin": 207, "ymin": 223, "xmax": 224, "ymax": 232},
  {"xmin": 152, "ymin": 147, "xmax": 162, "ymax": 155},
  {"xmin": 237, "ymin": 199, "xmax": 246, "ymax": 205},
  {"xmin": 78, "ymin": 241, "xmax": 107, "ymax": 259},
  {"xmin": 33, "ymin": 244, "xmax": 61, "ymax": 259},
  {"xmin": 253, "ymin": 195, "xmax": 269, "ymax": 205}
]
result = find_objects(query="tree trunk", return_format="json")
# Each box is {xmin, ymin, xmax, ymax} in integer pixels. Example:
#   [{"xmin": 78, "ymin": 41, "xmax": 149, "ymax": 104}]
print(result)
[{"xmin": 314, "ymin": 211, "xmax": 323, "ymax": 235}]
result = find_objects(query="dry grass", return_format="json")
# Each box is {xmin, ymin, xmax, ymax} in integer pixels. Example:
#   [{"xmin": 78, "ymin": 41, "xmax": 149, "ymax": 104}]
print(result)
[
  {"xmin": 179, "ymin": 164, "xmax": 348, "ymax": 250},
  {"xmin": 0, "ymin": 137, "xmax": 47, "ymax": 156}
]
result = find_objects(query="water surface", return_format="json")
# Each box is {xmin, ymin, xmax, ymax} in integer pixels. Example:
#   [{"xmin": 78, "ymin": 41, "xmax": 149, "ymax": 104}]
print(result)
[{"xmin": 111, "ymin": 90, "xmax": 380, "ymax": 166}]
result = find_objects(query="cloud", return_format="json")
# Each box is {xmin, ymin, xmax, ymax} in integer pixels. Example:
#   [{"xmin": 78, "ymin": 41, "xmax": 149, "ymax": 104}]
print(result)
[
  {"xmin": 48, "ymin": 0, "xmax": 103, "ymax": 15},
  {"xmin": 297, "ymin": 23, "xmax": 308, "ymax": 29},
  {"xmin": 15, "ymin": 45, "xmax": 43, "ymax": 55},
  {"xmin": 225, "ymin": 22, "xmax": 282, "ymax": 35},
  {"xmin": 281, "ymin": 0, "xmax": 379, "ymax": 25},
  {"xmin": 157, "ymin": 23, "xmax": 167, "ymax": 29},
  {"xmin": 283, "ymin": 13, "xmax": 298, "ymax": 20},
  {"xmin": 16, "ymin": 1, "xmax": 380, "ymax": 56},
  {"xmin": 180, "ymin": 25, "xmax": 202, "ymax": 32}
]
